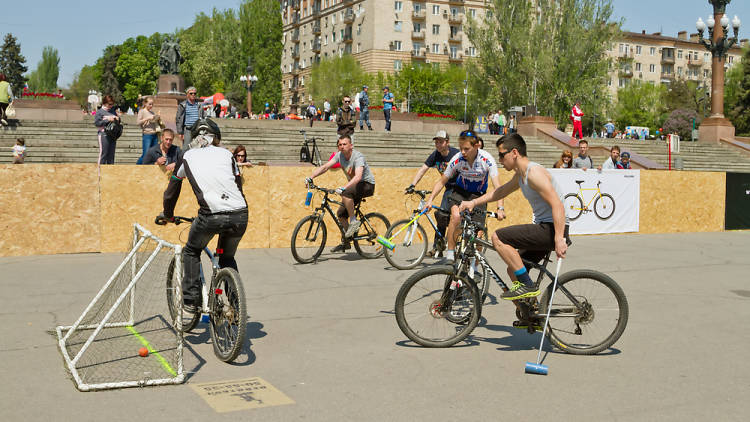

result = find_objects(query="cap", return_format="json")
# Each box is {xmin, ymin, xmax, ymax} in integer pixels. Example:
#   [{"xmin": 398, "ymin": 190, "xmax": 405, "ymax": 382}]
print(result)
[
  {"xmin": 620, "ymin": 152, "xmax": 630, "ymax": 158},
  {"xmin": 363, "ymin": 85, "xmax": 368, "ymax": 89},
  {"xmin": 383, "ymin": 86, "xmax": 390, "ymax": 90},
  {"xmin": 433, "ymin": 130, "xmax": 448, "ymax": 141}
]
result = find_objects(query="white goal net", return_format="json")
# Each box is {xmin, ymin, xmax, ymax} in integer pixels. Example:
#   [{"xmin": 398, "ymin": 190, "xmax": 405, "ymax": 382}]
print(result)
[{"xmin": 56, "ymin": 224, "xmax": 185, "ymax": 391}]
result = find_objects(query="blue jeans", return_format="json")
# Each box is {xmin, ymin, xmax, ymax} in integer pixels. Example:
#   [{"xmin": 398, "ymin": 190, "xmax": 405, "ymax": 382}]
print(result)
[
  {"xmin": 137, "ymin": 133, "xmax": 159, "ymax": 164},
  {"xmin": 182, "ymin": 209, "xmax": 248, "ymax": 305},
  {"xmin": 359, "ymin": 108, "xmax": 371, "ymax": 128},
  {"xmin": 384, "ymin": 109, "xmax": 392, "ymax": 131}
]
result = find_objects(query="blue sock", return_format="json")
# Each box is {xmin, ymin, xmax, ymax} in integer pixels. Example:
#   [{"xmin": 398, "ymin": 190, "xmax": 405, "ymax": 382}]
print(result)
[{"xmin": 514, "ymin": 267, "xmax": 533, "ymax": 287}]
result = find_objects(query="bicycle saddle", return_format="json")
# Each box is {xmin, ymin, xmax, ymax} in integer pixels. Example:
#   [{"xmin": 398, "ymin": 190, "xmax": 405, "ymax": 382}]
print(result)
[{"xmin": 575, "ymin": 180, "xmax": 584, "ymax": 184}]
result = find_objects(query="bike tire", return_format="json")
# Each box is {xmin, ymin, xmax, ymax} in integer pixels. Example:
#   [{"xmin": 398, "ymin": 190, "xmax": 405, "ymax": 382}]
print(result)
[
  {"xmin": 383, "ymin": 219, "xmax": 429, "ymax": 270},
  {"xmin": 166, "ymin": 256, "xmax": 200, "ymax": 332},
  {"xmin": 594, "ymin": 193, "xmax": 616, "ymax": 220},
  {"xmin": 563, "ymin": 193, "xmax": 583, "ymax": 220},
  {"xmin": 353, "ymin": 212, "xmax": 390, "ymax": 259},
  {"xmin": 539, "ymin": 269, "xmax": 629, "ymax": 355},
  {"xmin": 395, "ymin": 265, "xmax": 481, "ymax": 347},
  {"xmin": 291, "ymin": 215, "xmax": 327, "ymax": 264},
  {"xmin": 209, "ymin": 268, "xmax": 248, "ymax": 363}
]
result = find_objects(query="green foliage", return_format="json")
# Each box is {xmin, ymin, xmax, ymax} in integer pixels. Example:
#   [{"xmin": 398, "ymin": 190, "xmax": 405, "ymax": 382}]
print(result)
[
  {"xmin": 308, "ymin": 55, "xmax": 373, "ymax": 106},
  {"xmin": 727, "ymin": 45, "xmax": 750, "ymax": 135},
  {"xmin": 66, "ymin": 65, "xmax": 97, "ymax": 109},
  {"xmin": 115, "ymin": 34, "xmax": 166, "ymax": 104},
  {"xmin": 0, "ymin": 33, "xmax": 28, "ymax": 96},
  {"xmin": 663, "ymin": 109, "xmax": 699, "ymax": 140},
  {"xmin": 663, "ymin": 78, "xmax": 704, "ymax": 115},
  {"xmin": 391, "ymin": 65, "xmax": 469, "ymax": 119},
  {"xmin": 466, "ymin": 0, "xmax": 618, "ymax": 127},
  {"xmin": 613, "ymin": 81, "xmax": 666, "ymax": 131},
  {"xmin": 27, "ymin": 46, "xmax": 60, "ymax": 93},
  {"xmin": 239, "ymin": 0, "xmax": 283, "ymax": 113},
  {"xmin": 94, "ymin": 45, "xmax": 123, "ymax": 104}
]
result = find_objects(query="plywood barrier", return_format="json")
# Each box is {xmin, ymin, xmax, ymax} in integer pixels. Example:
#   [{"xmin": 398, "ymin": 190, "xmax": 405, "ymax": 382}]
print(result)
[{"xmin": 0, "ymin": 165, "xmax": 727, "ymax": 256}]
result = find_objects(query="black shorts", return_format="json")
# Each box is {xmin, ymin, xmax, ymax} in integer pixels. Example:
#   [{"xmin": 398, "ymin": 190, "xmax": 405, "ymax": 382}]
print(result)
[
  {"xmin": 336, "ymin": 181, "xmax": 375, "ymax": 219},
  {"xmin": 494, "ymin": 223, "xmax": 572, "ymax": 264},
  {"xmin": 446, "ymin": 189, "xmax": 487, "ymax": 229}
]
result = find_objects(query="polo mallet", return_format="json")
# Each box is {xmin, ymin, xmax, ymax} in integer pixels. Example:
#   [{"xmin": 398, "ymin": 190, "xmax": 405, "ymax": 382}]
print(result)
[
  {"xmin": 376, "ymin": 206, "xmax": 430, "ymax": 250},
  {"xmin": 525, "ymin": 257, "xmax": 563, "ymax": 375}
]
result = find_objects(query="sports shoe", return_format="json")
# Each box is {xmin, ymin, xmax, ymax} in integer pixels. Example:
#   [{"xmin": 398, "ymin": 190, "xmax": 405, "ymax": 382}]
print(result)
[
  {"xmin": 368, "ymin": 126, "xmax": 373, "ymax": 131},
  {"xmin": 344, "ymin": 220, "xmax": 361, "ymax": 238},
  {"xmin": 331, "ymin": 242, "xmax": 351, "ymax": 253},
  {"xmin": 0, "ymin": 118, "xmax": 7, "ymax": 126},
  {"xmin": 512, "ymin": 319, "xmax": 543, "ymax": 332},
  {"xmin": 501, "ymin": 282, "xmax": 540, "ymax": 300}
]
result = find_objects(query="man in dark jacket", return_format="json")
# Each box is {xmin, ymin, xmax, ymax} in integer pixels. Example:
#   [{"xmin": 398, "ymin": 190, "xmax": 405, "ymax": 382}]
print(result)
[
  {"xmin": 175, "ymin": 86, "xmax": 206, "ymax": 151},
  {"xmin": 336, "ymin": 95, "xmax": 356, "ymax": 143}
]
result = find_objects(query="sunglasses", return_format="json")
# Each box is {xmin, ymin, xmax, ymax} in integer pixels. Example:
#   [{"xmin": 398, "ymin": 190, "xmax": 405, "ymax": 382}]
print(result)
[
  {"xmin": 235, "ymin": 154, "xmax": 246, "ymax": 158},
  {"xmin": 343, "ymin": 100, "xmax": 350, "ymax": 103},
  {"xmin": 187, "ymin": 92, "xmax": 197, "ymax": 95},
  {"xmin": 459, "ymin": 130, "xmax": 477, "ymax": 138},
  {"xmin": 497, "ymin": 149, "xmax": 512, "ymax": 160}
]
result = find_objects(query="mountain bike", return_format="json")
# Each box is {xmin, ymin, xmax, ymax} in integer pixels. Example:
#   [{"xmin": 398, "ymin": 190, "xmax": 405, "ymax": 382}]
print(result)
[
  {"xmin": 564, "ymin": 180, "xmax": 616, "ymax": 220},
  {"xmin": 394, "ymin": 211, "xmax": 629, "ymax": 354},
  {"xmin": 157, "ymin": 215, "xmax": 248, "ymax": 363},
  {"xmin": 291, "ymin": 183, "xmax": 390, "ymax": 263},
  {"xmin": 299, "ymin": 129, "xmax": 323, "ymax": 166}
]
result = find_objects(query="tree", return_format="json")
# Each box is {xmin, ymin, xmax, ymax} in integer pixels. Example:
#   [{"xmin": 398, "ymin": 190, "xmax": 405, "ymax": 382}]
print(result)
[
  {"xmin": 0, "ymin": 33, "xmax": 28, "ymax": 96},
  {"xmin": 727, "ymin": 45, "xmax": 750, "ymax": 135},
  {"xmin": 613, "ymin": 81, "xmax": 666, "ymax": 131},
  {"xmin": 66, "ymin": 65, "xmax": 98, "ymax": 109},
  {"xmin": 115, "ymin": 33, "xmax": 166, "ymax": 104},
  {"xmin": 239, "ymin": 0, "xmax": 283, "ymax": 113},
  {"xmin": 466, "ymin": 0, "xmax": 618, "ymax": 127},
  {"xmin": 390, "ymin": 65, "xmax": 468, "ymax": 118},
  {"xmin": 308, "ymin": 55, "xmax": 372, "ymax": 107},
  {"xmin": 663, "ymin": 109, "xmax": 699, "ymax": 140},
  {"xmin": 26, "ymin": 46, "xmax": 60, "ymax": 93},
  {"xmin": 94, "ymin": 45, "xmax": 124, "ymax": 104}
]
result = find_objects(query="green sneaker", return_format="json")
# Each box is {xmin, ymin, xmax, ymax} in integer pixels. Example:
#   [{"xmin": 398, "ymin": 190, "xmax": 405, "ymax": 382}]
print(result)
[
  {"xmin": 512, "ymin": 319, "xmax": 543, "ymax": 332},
  {"xmin": 501, "ymin": 282, "xmax": 540, "ymax": 300}
]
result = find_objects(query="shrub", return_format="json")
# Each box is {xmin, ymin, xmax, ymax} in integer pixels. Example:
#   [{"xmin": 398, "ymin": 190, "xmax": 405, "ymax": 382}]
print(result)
[{"xmin": 662, "ymin": 109, "xmax": 699, "ymax": 140}]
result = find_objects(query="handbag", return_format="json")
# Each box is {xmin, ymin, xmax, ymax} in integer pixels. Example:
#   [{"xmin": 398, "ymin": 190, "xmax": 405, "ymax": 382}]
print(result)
[
  {"xmin": 5, "ymin": 103, "xmax": 16, "ymax": 118},
  {"xmin": 105, "ymin": 120, "xmax": 123, "ymax": 141},
  {"xmin": 155, "ymin": 117, "xmax": 165, "ymax": 133}
]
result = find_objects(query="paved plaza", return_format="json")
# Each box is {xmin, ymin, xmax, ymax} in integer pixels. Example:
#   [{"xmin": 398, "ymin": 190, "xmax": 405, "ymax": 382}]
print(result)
[{"xmin": 1, "ymin": 231, "xmax": 749, "ymax": 421}]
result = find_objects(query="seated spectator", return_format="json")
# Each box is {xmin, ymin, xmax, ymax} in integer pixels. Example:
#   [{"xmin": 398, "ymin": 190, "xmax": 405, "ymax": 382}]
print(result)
[
  {"xmin": 12, "ymin": 138, "xmax": 26, "ymax": 164},
  {"xmin": 233, "ymin": 145, "xmax": 253, "ymax": 167},
  {"xmin": 617, "ymin": 152, "xmax": 632, "ymax": 169},
  {"xmin": 143, "ymin": 128, "xmax": 181, "ymax": 172},
  {"xmin": 553, "ymin": 150, "xmax": 573, "ymax": 168}
]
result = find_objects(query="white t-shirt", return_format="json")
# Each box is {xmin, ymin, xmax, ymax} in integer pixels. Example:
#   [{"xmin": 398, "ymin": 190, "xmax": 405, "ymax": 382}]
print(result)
[
  {"xmin": 13, "ymin": 145, "xmax": 25, "ymax": 158},
  {"xmin": 176, "ymin": 145, "xmax": 247, "ymax": 214},
  {"xmin": 444, "ymin": 149, "xmax": 499, "ymax": 194}
]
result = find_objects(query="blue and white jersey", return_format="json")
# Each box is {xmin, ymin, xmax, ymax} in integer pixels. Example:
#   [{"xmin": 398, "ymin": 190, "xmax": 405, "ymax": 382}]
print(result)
[{"xmin": 444, "ymin": 149, "xmax": 498, "ymax": 195}]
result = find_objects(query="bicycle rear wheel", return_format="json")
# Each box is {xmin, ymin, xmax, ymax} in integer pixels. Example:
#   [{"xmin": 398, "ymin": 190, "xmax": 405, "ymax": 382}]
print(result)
[
  {"xmin": 209, "ymin": 268, "xmax": 248, "ymax": 363},
  {"xmin": 291, "ymin": 214, "xmax": 327, "ymax": 264},
  {"xmin": 166, "ymin": 256, "xmax": 200, "ymax": 332},
  {"xmin": 395, "ymin": 265, "xmax": 480, "ymax": 347},
  {"xmin": 353, "ymin": 212, "xmax": 389, "ymax": 258},
  {"xmin": 594, "ymin": 193, "xmax": 616, "ymax": 220},
  {"xmin": 539, "ymin": 269, "xmax": 628, "ymax": 355},
  {"xmin": 383, "ymin": 219, "xmax": 429, "ymax": 270}
]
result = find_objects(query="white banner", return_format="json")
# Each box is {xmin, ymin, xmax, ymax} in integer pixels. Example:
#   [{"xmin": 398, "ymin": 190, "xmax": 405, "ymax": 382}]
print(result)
[{"xmin": 549, "ymin": 169, "xmax": 640, "ymax": 235}]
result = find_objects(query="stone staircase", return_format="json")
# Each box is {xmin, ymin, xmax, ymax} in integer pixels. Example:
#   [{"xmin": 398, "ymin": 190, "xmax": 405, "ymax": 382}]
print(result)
[{"xmin": 0, "ymin": 120, "xmax": 564, "ymax": 168}]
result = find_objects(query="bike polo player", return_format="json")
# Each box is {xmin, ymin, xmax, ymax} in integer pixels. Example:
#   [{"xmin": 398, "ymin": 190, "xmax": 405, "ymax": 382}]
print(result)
[
  {"xmin": 423, "ymin": 130, "xmax": 504, "ymax": 266},
  {"xmin": 156, "ymin": 119, "xmax": 248, "ymax": 313},
  {"xmin": 405, "ymin": 130, "xmax": 460, "ymax": 258},
  {"xmin": 305, "ymin": 134, "xmax": 376, "ymax": 253},
  {"xmin": 460, "ymin": 133, "xmax": 570, "ymax": 300}
]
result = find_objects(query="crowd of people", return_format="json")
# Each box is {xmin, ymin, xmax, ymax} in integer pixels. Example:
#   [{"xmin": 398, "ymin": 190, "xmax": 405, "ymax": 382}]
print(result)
[{"xmin": 553, "ymin": 142, "xmax": 631, "ymax": 170}]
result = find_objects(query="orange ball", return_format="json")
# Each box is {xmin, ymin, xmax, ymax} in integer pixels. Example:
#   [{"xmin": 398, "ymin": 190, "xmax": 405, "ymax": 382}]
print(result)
[{"xmin": 138, "ymin": 347, "xmax": 148, "ymax": 357}]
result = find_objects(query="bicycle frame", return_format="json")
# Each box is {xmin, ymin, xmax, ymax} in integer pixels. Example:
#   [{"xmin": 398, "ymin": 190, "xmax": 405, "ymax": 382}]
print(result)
[
  {"xmin": 300, "ymin": 130, "xmax": 322, "ymax": 167},
  {"xmin": 196, "ymin": 246, "xmax": 219, "ymax": 315},
  {"xmin": 304, "ymin": 187, "xmax": 376, "ymax": 243},
  {"xmin": 572, "ymin": 182, "xmax": 604, "ymax": 211}
]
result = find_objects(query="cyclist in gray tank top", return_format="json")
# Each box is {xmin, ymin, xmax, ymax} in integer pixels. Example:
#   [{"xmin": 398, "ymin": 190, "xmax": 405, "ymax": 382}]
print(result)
[{"xmin": 459, "ymin": 133, "xmax": 570, "ymax": 302}]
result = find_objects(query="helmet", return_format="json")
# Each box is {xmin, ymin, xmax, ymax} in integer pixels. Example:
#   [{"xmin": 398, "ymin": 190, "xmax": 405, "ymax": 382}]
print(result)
[{"xmin": 190, "ymin": 118, "xmax": 221, "ymax": 141}]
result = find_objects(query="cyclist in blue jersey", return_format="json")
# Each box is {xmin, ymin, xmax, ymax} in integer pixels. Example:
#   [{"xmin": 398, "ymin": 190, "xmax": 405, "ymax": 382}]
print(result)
[{"xmin": 423, "ymin": 130, "xmax": 504, "ymax": 263}]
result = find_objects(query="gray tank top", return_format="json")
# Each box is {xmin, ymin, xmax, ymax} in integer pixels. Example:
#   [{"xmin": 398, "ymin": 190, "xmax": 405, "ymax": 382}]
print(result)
[{"xmin": 519, "ymin": 162, "xmax": 566, "ymax": 224}]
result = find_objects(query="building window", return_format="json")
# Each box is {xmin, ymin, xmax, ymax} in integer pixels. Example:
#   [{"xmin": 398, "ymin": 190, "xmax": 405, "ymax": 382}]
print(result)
[
  {"xmin": 677, "ymin": 66, "xmax": 683, "ymax": 76},
  {"xmin": 432, "ymin": 5, "xmax": 440, "ymax": 15},
  {"xmin": 394, "ymin": 21, "xmax": 402, "ymax": 31},
  {"xmin": 393, "ymin": 40, "xmax": 402, "ymax": 51},
  {"xmin": 635, "ymin": 62, "xmax": 641, "ymax": 71},
  {"xmin": 469, "ymin": 8, "xmax": 476, "ymax": 18},
  {"xmin": 332, "ymin": 14, "xmax": 336, "ymax": 25},
  {"xmin": 333, "ymin": 32, "xmax": 336, "ymax": 42},
  {"xmin": 394, "ymin": 1, "xmax": 402, "ymax": 12},
  {"xmin": 432, "ymin": 24, "xmax": 440, "ymax": 35},
  {"xmin": 394, "ymin": 59, "xmax": 402, "ymax": 71},
  {"xmin": 467, "ymin": 47, "xmax": 476, "ymax": 57},
  {"xmin": 414, "ymin": 22, "xmax": 422, "ymax": 32},
  {"xmin": 704, "ymin": 52, "xmax": 710, "ymax": 62},
  {"xmin": 618, "ymin": 78, "xmax": 629, "ymax": 88},
  {"xmin": 636, "ymin": 45, "xmax": 641, "ymax": 55},
  {"xmin": 414, "ymin": 2, "xmax": 423, "ymax": 12},
  {"xmin": 357, "ymin": 24, "xmax": 361, "ymax": 35},
  {"xmin": 649, "ymin": 64, "xmax": 655, "ymax": 73},
  {"xmin": 432, "ymin": 43, "xmax": 439, "ymax": 53},
  {"xmin": 677, "ymin": 50, "xmax": 683, "ymax": 59},
  {"xmin": 704, "ymin": 69, "xmax": 709, "ymax": 77},
  {"xmin": 662, "ymin": 64, "xmax": 673, "ymax": 75},
  {"xmin": 450, "ymin": 46, "xmax": 458, "ymax": 58},
  {"xmin": 650, "ymin": 47, "xmax": 655, "ymax": 56}
]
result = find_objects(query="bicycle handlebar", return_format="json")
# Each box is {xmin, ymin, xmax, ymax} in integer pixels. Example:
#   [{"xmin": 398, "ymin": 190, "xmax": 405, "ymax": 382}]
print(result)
[
  {"xmin": 405, "ymin": 189, "xmax": 431, "ymax": 198},
  {"xmin": 155, "ymin": 214, "xmax": 194, "ymax": 225},
  {"xmin": 306, "ymin": 182, "xmax": 338, "ymax": 195}
]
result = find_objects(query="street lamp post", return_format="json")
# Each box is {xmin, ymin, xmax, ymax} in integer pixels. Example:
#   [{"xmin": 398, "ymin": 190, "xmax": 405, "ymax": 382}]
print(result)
[
  {"xmin": 695, "ymin": 1, "xmax": 741, "ymax": 142},
  {"xmin": 239, "ymin": 61, "xmax": 258, "ymax": 116}
]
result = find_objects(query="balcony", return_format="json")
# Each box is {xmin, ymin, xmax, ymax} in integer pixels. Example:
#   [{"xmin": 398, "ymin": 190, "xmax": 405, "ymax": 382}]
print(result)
[
  {"xmin": 448, "ymin": 33, "xmax": 462, "ymax": 43},
  {"xmin": 312, "ymin": 41, "xmax": 321, "ymax": 53},
  {"xmin": 291, "ymin": 13, "xmax": 300, "ymax": 25},
  {"xmin": 448, "ymin": 0, "xmax": 465, "ymax": 4},
  {"xmin": 661, "ymin": 55, "xmax": 675, "ymax": 64},
  {"xmin": 312, "ymin": 6, "xmax": 321, "ymax": 17},
  {"xmin": 660, "ymin": 72, "xmax": 675, "ymax": 80},
  {"xmin": 291, "ymin": 0, "xmax": 300, "ymax": 10},
  {"xmin": 344, "ymin": 8, "xmax": 355, "ymax": 24},
  {"xmin": 343, "ymin": 33, "xmax": 353, "ymax": 43},
  {"xmin": 411, "ymin": 49, "xmax": 427, "ymax": 60},
  {"xmin": 291, "ymin": 29, "xmax": 300, "ymax": 43},
  {"xmin": 292, "ymin": 48, "xmax": 300, "ymax": 59},
  {"xmin": 448, "ymin": 14, "xmax": 463, "ymax": 25},
  {"xmin": 448, "ymin": 54, "xmax": 463, "ymax": 63},
  {"xmin": 412, "ymin": 10, "xmax": 426, "ymax": 20},
  {"xmin": 618, "ymin": 50, "xmax": 633, "ymax": 59},
  {"xmin": 618, "ymin": 68, "xmax": 633, "ymax": 78},
  {"xmin": 313, "ymin": 24, "xmax": 321, "ymax": 35},
  {"xmin": 411, "ymin": 30, "xmax": 425, "ymax": 40},
  {"xmin": 687, "ymin": 57, "xmax": 702, "ymax": 66},
  {"xmin": 291, "ymin": 65, "xmax": 299, "ymax": 75}
]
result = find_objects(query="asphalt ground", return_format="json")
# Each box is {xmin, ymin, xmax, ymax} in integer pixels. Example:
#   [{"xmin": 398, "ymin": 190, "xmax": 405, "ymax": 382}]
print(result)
[{"xmin": 1, "ymin": 231, "xmax": 749, "ymax": 421}]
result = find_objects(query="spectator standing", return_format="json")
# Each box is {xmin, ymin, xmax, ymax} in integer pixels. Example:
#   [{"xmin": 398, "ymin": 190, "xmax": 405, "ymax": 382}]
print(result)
[
  {"xmin": 0, "ymin": 73, "xmax": 13, "ymax": 126},
  {"xmin": 601, "ymin": 145, "xmax": 620, "ymax": 169},
  {"xmin": 507, "ymin": 114, "xmax": 517, "ymax": 134},
  {"xmin": 12, "ymin": 138, "xmax": 25, "ymax": 164},
  {"xmin": 617, "ymin": 151, "xmax": 632, "ymax": 169},
  {"xmin": 358, "ymin": 86, "xmax": 373, "ymax": 131},
  {"xmin": 307, "ymin": 101, "xmax": 317, "ymax": 128},
  {"xmin": 94, "ymin": 95, "xmax": 121, "ymax": 165},
  {"xmin": 136, "ymin": 96, "xmax": 161, "ymax": 164},
  {"xmin": 553, "ymin": 150, "xmax": 573, "ymax": 168},
  {"xmin": 272, "ymin": 103, "xmax": 278, "ymax": 119},
  {"xmin": 497, "ymin": 109, "xmax": 506, "ymax": 135},
  {"xmin": 572, "ymin": 139, "xmax": 594, "ymax": 170},
  {"xmin": 383, "ymin": 86, "xmax": 394, "ymax": 132},
  {"xmin": 571, "ymin": 102, "xmax": 584, "ymax": 140},
  {"xmin": 604, "ymin": 120, "xmax": 615, "ymax": 138},
  {"xmin": 323, "ymin": 98, "xmax": 331, "ymax": 121},
  {"xmin": 143, "ymin": 129, "xmax": 181, "ymax": 172},
  {"xmin": 175, "ymin": 87, "xmax": 206, "ymax": 151},
  {"xmin": 336, "ymin": 95, "xmax": 356, "ymax": 142}
]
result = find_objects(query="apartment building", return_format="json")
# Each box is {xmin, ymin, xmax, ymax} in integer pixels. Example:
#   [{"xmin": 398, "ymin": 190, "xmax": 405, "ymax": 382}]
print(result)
[
  {"xmin": 607, "ymin": 30, "xmax": 746, "ymax": 99},
  {"xmin": 280, "ymin": 0, "xmax": 486, "ymax": 110}
]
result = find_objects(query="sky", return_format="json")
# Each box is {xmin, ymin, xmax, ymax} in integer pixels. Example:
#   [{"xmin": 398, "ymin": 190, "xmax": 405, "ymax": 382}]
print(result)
[{"xmin": 1, "ymin": 0, "xmax": 749, "ymax": 87}]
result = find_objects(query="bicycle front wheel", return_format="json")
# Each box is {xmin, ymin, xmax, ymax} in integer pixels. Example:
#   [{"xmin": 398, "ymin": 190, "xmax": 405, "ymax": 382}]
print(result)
[
  {"xmin": 539, "ymin": 269, "xmax": 628, "ymax": 355},
  {"xmin": 395, "ymin": 265, "xmax": 481, "ymax": 347},
  {"xmin": 209, "ymin": 268, "xmax": 248, "ymax": 363},
  {"xmin": 563, "ymin": 193, "xmax": 583, "ymax": 220},
  {"xmin": 594, "ymin": 193, "xmax": 616, "ymax": 220},
  {"xmin": 291, "ymin": 214, "xmax": 327, "ymax": 264},
  {"xmin": 353, "ymin": 212, "xmax": 390, "ymax": 259},
  {"xmin": 166, "ymin": 256, "xmax": 200, "ymax": 332},
  {"xmin": 384, "ymin": 219, "xmax": 429, "ymax": 270}
]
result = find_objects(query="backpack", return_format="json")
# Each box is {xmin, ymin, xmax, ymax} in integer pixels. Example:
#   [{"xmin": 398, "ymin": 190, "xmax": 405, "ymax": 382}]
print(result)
[{"xmin": 104, "ymin": 120, "xmax": 123, "ymax": 141}]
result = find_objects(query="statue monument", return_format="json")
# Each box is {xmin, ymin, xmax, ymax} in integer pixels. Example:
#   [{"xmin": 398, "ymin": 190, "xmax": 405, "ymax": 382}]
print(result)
[{"xmin": 157, "ymin": 38, "xmax": 186, "ymax": 95}]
